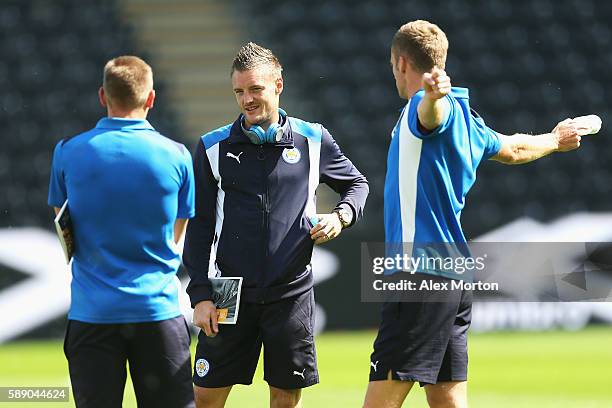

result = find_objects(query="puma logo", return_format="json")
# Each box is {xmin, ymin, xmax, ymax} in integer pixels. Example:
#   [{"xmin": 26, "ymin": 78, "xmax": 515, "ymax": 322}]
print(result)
[
  {"xmin": 292, "ymin": 368, "xmax": 306, "ymax": 379},
  {"xmin": 370, "ymin": 361, "xmax": 379, "ymax": 372},
  {"xmin": 226, "ymin": 152, "xmax": 243, "ymax": 164}
]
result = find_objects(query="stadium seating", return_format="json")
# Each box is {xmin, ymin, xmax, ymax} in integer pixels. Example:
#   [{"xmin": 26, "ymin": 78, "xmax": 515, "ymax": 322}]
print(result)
[{"xmin": 0, "ymin": 0, "xmax": 181, "ymax": 229}]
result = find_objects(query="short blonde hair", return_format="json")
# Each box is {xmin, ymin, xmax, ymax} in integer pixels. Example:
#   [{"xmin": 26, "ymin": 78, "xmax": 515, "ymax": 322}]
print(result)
[
  {"xmin": 103, "ymin": 56, "xmax": 153, "ymax": 110},
  {"xmin": 392, "ymin": 20, "xmax": 448, "ymax": 72}
]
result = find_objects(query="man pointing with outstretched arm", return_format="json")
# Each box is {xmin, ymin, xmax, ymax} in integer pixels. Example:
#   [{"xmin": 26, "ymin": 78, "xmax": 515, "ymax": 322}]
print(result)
[{"xmin": 363, "ymin": 20, "xmax": 598, "ymax": 408}]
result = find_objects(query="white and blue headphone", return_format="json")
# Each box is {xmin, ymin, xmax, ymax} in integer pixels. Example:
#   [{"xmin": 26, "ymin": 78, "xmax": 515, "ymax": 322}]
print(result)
[{"xmin": 240, "ymin": 108, "xmax": 287, "ymax": 144}]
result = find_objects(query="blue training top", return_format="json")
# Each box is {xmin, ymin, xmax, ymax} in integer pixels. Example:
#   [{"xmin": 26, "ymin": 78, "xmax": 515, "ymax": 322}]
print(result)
[
  {"xmin": 48, "ymin": 117, "xmax": 195, "ymax": 323},
  {"xmin": 384, "ymin": 88, "xmax": 501, "ymax": 278}
]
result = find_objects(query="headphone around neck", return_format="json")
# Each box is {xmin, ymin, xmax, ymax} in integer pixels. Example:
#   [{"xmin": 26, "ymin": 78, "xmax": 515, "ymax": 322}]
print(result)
[{"xmin": 240, "ymin": 108, "xmax": 287, "ymax": 144}]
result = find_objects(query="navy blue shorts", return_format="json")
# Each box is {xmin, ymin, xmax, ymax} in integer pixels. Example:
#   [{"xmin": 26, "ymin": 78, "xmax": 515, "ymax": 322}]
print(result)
[
  {"xmin": 369, "ymin": 274, "xmax": 472, "ymax": 386},
  {"xmin": 193, "ymin": 288, "xmax": 318, "ymax": 390}
]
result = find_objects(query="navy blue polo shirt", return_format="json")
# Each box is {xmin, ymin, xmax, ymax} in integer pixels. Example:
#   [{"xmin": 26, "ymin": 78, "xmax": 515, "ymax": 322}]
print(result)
[{"xmin": 48, "ymin": 117, "xmax": 195, "ymax": 323}]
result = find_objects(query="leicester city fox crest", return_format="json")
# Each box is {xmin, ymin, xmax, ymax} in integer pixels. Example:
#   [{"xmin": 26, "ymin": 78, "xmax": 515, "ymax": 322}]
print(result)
[
  {"xmin": 195, "ymin": 358, "xmax": 210, "ymax": 377},
  {"xmin": 282, "ymin": 148, "xmax": 301, "ymax": 164}
]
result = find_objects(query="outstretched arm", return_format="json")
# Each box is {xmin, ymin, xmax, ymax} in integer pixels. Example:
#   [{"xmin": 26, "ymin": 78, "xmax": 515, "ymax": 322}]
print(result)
[{"xmin": 492, "ymin": 118, "xmax": 593, "ymax": 164}]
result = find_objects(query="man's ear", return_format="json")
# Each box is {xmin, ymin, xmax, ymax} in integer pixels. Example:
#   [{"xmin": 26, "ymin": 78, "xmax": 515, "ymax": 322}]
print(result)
[
  {"xmin": 275, "ymin": 77, "xmax": 284, "ymax": 95},
  {"xmin": 145, "ymin": 89, "xmax": 156, "ymax": 109},
  {"xmin": 398, "ymin": 55, "xmax": 408, "ymax": 73},
  {"xmin": 98, "ymin": 87, "xmax": 107, "ymax": 107}
]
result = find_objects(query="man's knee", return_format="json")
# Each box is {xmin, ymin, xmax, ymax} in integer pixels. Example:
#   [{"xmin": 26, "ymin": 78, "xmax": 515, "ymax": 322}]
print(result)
[
  {"xmin": 194, "ymin": 385, "xmax": 232, "ymax": 408},
  {"xmin": 269, "ymin": 387, "xmax": 302, "ymax": 408},
  {"xmin": 425, "ymin": 381, "xmax": 467, "ymax": 408},
  {"xmin": 363, "ymin": 378, "xmax": 414, "ymax": 408}
]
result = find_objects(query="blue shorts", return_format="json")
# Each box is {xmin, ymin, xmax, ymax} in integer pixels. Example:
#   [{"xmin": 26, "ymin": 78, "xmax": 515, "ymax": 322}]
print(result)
[
  {"xmin": 369, "ymin": 274, "xmax": 472, "ymax": 385},
  {"xmin": 193, "ymin": 289, "xmax": 318, "ymax": 390}
]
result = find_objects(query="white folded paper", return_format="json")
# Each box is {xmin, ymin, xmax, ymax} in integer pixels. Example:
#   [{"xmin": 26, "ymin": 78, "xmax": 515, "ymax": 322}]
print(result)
[{"xmin": 572, "ymin": 114, "xmax": 602, "ymax": 135}]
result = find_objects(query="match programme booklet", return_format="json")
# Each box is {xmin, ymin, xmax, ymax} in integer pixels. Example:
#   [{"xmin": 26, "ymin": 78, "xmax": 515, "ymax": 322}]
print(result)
[
  {"xmin": 210, "ymin": 277, "xmax": 243, "ymax": 324},
  {"xmin": 53, "ymin": 200, "xmax": 75, "ymax": 264}
]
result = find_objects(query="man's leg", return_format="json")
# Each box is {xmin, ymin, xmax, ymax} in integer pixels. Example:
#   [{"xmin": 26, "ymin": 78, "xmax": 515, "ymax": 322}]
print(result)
[
  {"xmin": 269, "ymin": 386, "xmax": 302, "ymax": 408},
  {"xmin": 261, "ymin": 289, "xmax": 318, "ymax": 404},
  {"xmin": 194, "ymin": 385, "xmax": 232, "ymax": 408},
  {"xmin": 424, "ymin": 381, "xmax": 467, "ymax": 408},
  {"xmin": 363, "ymin": 370, "xmax": 414, "ymax": 408},
  {"xmin": 192, "ymin": 301, "xmax": 262, "ymax": 408},
  {"xmin": 64, "ymin": 320, "xmax": 127, "ymax": 408},
  {"xmin": 364, "ymin": 301, "xmax": 424, "ymax": 408},
  {"xmin": 364, "ymin": 275, "xmax": 466, "ymax": 408},
  {"xmin": 127, "ymin": 316, "xmax": 195, "ymax": 408},
  {"xmin": 424, "ymin": 289, "xmax": 471, "ymax": 408}
]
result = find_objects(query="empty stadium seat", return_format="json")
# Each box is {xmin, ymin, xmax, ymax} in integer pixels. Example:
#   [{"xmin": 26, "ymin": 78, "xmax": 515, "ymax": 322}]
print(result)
[{"xmin": 0, "ymin": 0, "xmax": 181, "ymax": 229}]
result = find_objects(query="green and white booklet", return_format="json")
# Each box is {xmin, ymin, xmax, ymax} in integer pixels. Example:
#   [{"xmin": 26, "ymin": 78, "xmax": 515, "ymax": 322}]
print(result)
[{"xmin": 210, "ymin": 277, "xmax": 243, "ymax": 324}]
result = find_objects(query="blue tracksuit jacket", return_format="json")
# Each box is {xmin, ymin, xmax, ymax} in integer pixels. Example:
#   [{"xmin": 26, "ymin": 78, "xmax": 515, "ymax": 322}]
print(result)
[{"xmin": 183, "ymin": 113, "xmax": 368, "ymax": 305}]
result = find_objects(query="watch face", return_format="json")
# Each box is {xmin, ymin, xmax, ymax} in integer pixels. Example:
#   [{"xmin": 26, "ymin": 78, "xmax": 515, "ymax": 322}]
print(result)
[{"xmin": 338, "ymin": 210, "xmax": 351, "ymax": 226}]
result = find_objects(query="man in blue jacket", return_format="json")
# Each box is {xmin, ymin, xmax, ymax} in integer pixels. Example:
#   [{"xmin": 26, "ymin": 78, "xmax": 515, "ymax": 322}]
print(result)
[
  {"xmin": 48, "ymin": 56, "xmax": 195, "ymax": 408},
  {"xmin": 183, "ymin": 42, "xmax": 369, "ymax": 408}
]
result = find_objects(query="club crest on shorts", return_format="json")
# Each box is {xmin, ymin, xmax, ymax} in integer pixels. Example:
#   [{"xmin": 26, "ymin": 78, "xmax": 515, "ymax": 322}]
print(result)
[
  {"xmin": 195, "ymin": 358, "xmax": 210, "ymax": 377},
  {"xmin": 282, "ymin": 148, "xmax": 301, "ymax": 164}
]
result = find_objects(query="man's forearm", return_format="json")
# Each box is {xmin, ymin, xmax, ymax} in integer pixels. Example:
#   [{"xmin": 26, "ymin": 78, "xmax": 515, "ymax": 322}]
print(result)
[
  {"xmin": 320, "ymin": 128, "xmax": 369, "ymax": 226},
  {"xmin": 417, "ymin": 68, "xmax": 451, "ymax": 131},
  {"xmin": 183, "ymin": 216, "xmax": 215, "ymax": 307},
  {"xmin": 417, "ymin": 96, "xmax": 447, "ymax": 130},
  {"xmin": 493, "ymin": 118, "xmax": 585, "ymax": 164},
  {"xmin": 173, "ymin": 218, "xmax": 189, "ymax": 244},
  {"xmin": 335, "ymin": 176, "xmax": 369, "ymax": 227},
  {"xmin": 494, "ymin": 133, "xmax": 558, "ymax": 164}
]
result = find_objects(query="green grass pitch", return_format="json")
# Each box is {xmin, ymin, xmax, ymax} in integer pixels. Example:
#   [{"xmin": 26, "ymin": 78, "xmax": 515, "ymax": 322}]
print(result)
[{"xmin": 1, "ymin": 328, "xmax": 612, "ymax": 407}]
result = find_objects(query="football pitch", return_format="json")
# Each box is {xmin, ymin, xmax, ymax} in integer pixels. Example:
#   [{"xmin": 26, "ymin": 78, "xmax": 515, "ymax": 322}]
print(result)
[{"xmin": 1, "ymin": 328, "xmax": 612, "ymax": 407}]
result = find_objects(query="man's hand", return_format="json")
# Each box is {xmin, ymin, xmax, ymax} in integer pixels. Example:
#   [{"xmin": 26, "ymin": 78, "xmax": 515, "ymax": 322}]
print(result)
[
  {"xmin": 193, "ymin": 300, "xmax": 219, "ymax": 337},
  {"xmin": 552, "ymin": 118, "xmax": 582, "ymax": 152},
  {"xmin": 310, "ymin": 213, "xmax": 343, "ymax": 245},
  {"xmin": 422, "ymin": 68, "xmax": 451, "ymax": 101}
]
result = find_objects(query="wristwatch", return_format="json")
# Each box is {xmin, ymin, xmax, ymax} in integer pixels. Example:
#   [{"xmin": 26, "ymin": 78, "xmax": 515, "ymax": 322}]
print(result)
[{"xmin": 334, "ymin": 208, "xmax": 352, "ymax": 229}]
